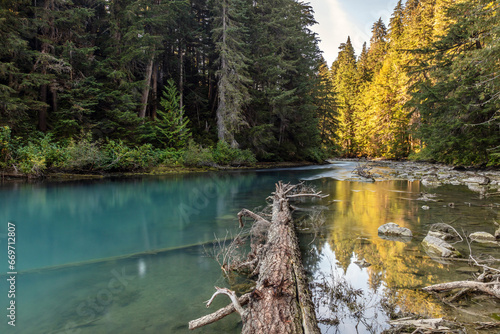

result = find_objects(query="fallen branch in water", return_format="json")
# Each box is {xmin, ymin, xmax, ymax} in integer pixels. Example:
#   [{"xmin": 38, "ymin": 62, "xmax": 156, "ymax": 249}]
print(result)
[
  {"xmin": 388, "ymin": 317, "xmax": 456, "ymax": 333},
  {"xmin": 423, "ymin": 280, "xmax": 500, "ymax": 299},
  {"xmin": 352, "ymin": 162, "xmax": 375, "ymax": 181}
]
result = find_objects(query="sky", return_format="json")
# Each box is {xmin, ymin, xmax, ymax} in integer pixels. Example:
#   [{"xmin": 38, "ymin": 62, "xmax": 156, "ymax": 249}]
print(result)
[{"xmin": 307, "ymin": 0, "xmax": 398, "ymax": 66}]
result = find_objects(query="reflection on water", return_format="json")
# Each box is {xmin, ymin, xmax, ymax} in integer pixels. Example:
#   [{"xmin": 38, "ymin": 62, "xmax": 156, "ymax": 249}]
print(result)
[
  {"xmin": 0, "ymin": 162, "xmax": 498, "ymax": 333},
  {"xmin": 302, "ymin": 174, "xmax": 500, "ymax": 333}
]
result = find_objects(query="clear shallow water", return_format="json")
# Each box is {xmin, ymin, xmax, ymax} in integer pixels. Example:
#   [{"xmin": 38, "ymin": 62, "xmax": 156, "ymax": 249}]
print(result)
[{"xmin": 0, "ymin": 162, "xmax": 498, "ymax": 333}]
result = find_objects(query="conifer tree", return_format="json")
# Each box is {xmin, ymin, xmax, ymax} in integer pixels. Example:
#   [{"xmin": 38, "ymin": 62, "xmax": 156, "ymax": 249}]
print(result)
[
  {"xmin": 212, "ymin": 0, "xmax": 251, "ymax": 148},
  {"xmin": 244, "ymin": 0, "xmax": 321, "ymax": 160},
  {"xmin": 411, "ymin": 0, "xmax": 500, "ymax": 165},
  {"xmin": 332, "ymin": 37, "xmax": 358, "ymax": 156},
  {"xmin": 0, "ymin": 0, "xmax": 36, "ymax": 130},
  {"xmin": 316, "ymin": 58, "xmax": 338, "ymax": 154}
]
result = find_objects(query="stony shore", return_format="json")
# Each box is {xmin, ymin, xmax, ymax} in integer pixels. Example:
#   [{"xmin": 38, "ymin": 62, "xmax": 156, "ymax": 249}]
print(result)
[{"xmin": 349, "ymin": 159, "xmax": 500, "ymax": 194}]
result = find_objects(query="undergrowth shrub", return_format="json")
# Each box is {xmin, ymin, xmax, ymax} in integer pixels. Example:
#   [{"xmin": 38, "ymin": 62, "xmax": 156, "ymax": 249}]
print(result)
[
  {"xmin": 0, "ymin": 126, "xmax": 13, "ymax": 168},
  {"xmin": 64, "ymin": 135, "xmax": 105, "ymax": 170},
  {"xmin": 16, "ymin": 142, "xmax": 46, "ymax": 176},
  {"xmin": 183, "ymin": 139, "xmax": 214, "ymax": 167}
]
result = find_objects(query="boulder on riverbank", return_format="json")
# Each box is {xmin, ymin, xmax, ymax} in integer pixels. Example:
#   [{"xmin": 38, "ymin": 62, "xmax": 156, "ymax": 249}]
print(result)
[
  {"xmin": 422, "ymin": 235, "xmax": 462, "ymax": 258},
  {"xmin": 378, "ymin": 223, "xmax": 413, "ymax": 237}
]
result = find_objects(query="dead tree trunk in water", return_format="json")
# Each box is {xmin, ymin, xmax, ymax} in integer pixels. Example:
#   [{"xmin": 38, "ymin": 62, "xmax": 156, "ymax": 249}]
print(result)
[{"xmin": 189, "ymin": 181, "xmax": 326, "ymax": 334}]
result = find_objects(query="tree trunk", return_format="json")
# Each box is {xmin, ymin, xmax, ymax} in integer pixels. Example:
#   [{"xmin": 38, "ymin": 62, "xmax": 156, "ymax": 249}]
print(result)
[
  {"xmin": 39, "ymin": 84, "xmax": 48, "ymax": 132},
  {"xmin": 190, "ymin": 182, "xmax": 324, "ymax": 334},
  {"xmin": 151, "ymin": 61, "xmax": 158, "ymax": 119},
  {"xmin": 179, "ymin": 44, "xmax": 184, "ymax": 114},
  {"xmin": 139, "ymin": 55, "xmax": 154, "ymax": 118}
]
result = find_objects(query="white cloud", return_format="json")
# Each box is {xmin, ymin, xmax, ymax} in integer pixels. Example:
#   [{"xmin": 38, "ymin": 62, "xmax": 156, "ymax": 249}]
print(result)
[
  {"xmin": 308, "ymin": 0, "xmax": 398, "ymax": 66},
  {"xmin": 309, "ymin": 0, "xmax": 367, "ymax": 66}
]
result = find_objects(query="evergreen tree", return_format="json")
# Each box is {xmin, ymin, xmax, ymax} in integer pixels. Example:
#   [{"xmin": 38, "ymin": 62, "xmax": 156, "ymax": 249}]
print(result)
[
  {"xmin": 244, "ymin": 0, "xmax": 321, "ymax": 160},
  {"xmin": 389, "ymin": 0, "xmax": 405, "ymax": 42},
  {"xmin": 315, "ymin": 58, "xmax": 338, "ymax": 154},
  {"xmin": 141, "ymin": 79, "xmax": 191, "ymax": 148},
  {"xmin": 411, "ymin": 0, "xmax": 500, "ymax": 165},
  {"xmin": 357, "ymin": 42, "xmax": 371, "ymax": 82},
  {"xmin": 212, "ymin": 0, "xmax": 251, "ymax": 148},
  {"xmin": 366, "ymin": 18, "xmax": 388, "ymax": 74},
  {"xmin": 332, "ymin": 37, "xmax": 358, "ymax": 156},
  {"xmin": 0, "ymin": 0, "xmax": 36, "ymax": 131}
]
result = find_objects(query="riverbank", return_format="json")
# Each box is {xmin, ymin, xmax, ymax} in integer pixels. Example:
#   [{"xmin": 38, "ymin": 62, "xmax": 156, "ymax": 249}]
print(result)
[
  {"xmin": 0, "ymin": 161, "xmax": 317, "ymax": 182},
  {"xmin": 332, "ymin": 158, "xmax": 500, "ymax": 194}
]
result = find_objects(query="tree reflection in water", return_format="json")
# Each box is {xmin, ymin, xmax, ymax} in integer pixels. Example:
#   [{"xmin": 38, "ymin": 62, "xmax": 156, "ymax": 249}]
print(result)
[{"xmin": 300, "ymin": 179, "xmax": 469, "ymax": 333}]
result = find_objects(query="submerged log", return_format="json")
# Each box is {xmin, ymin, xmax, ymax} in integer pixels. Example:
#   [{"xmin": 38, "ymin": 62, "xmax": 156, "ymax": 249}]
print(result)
[{"xmin": 189, "ymin": 181, "xmax": 326, "ymax": 333}]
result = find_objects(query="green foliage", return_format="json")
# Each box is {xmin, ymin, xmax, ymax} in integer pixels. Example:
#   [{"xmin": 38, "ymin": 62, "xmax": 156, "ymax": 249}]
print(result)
[
  {"xmin": 0, "ymin": 0, "xmax": 328, "ymax": 165},
  {"xmin": 63, "ymin": 135, "xmax": 104, "ymax": 170},
  {"xmin": 182, "ymin": 139, "xmax": 256, "ymax": 167},
  {"xmin": 182, "ymin": 139, "xmax": 215, "ymax": 167},
  {"xmin": 158, "ymin": 148, "xmax": 184, "ymax": 166},
  {"xmin": 8, "ymin": 133, "xmax": 180, "ymax": 175},
  {"xmin": 16, "ymin": 143, "xmax": 47, "ymax": 176},
  {"xmin": 141, "ymin": 79, "xmax": 191, "ymax": 149},
  {"xmin": 331, "ymin": 37, "xmax": 359, "ymax": 157},
  {"xmin": 0, "ymin": 126, "xmax": 13, "ymax": 167},
  {"xmin": 102, "ymin": 140, "xmax": 163, "ymax": 171},
  {"xmin": 212, "ymin": 141, "xmax": 256, "ymax": 166},
  {"xmin": 410, "ymin": 0, "xmax": 500, "ymax": 166},
  {"xmin": 303, "ymin": 147, "xmax": 327, "ymax": 163},
  {"xmin": 13, "ymin": 133, "xmax": 69, "ymax": 175}
]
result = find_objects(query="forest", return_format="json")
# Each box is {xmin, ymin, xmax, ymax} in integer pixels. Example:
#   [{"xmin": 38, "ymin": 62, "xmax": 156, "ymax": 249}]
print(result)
[
  {"xmin": 324, "ymin": 0, "xmax": 500, "ymax": 166},
  {"xmin": 0, "ymin": 0, "xmax": 499, "ymax": 175}
]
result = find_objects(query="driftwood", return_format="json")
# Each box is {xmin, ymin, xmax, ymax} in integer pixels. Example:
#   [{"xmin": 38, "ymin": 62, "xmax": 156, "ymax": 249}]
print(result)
[
  {"xmin": 423, "ymin": 280, "xmax": 500, "ymax": 299},
  {"xmin": 389, "ymin": 317, "xmax": 453, "ymax": 332},
  {"xmin": 189, "ymin": 181, "xmax": 326, "ymax": 333},
  {"xmin": 352, "ymin": 162, "xmax": 375, "ymax": 181}
]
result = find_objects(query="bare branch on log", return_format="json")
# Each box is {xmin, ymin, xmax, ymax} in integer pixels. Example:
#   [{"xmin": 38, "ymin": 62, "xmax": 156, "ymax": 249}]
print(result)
[
  {"xmin": 283, "ymin": 181, "xmax": 305, "ymax": 196},
  {"xmin": 189, "ymin": 292, "xmax": 251, "ymax": 330},
  {"xmin": 204, "ymin": 230, "xmax": 246, "ymax": 277},
  {"xmin": 238, "ymin": 208, "xmax": 270, "ymax": 228},
  {"xmin": 423, "ymin": 280, "xmax": 500, "ymax": 299},
  {"xmin": 205, "ymin": 286, "xmax": 246, "ymax": 316},
  {"xmin": 286, "ymin": 192, "xmax": 328, "ymax": 199}
]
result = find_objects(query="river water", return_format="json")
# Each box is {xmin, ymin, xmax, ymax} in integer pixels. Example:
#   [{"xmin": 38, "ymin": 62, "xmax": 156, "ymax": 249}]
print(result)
[{"xmin": 0, "ymin": 161, "xmax": 498, "ymax": 333}]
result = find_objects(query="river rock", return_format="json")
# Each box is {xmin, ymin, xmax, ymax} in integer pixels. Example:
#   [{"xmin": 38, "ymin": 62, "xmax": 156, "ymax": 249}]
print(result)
[
  {"xmin": 462, "ymin": 175, "xmax": 490, "ymax": 185},
  {"xmin": 428, "ymin": 223, "xmax": 461, "ymax": 241},
  {"xmin": 466, "ymin": 183, "xmax": 488, "ymax": 196},
  {"xmin": 496, "ymin": 227, "xmax": 500, "ymax": 240},
  {"xmin": 421, "ymin": 176, "xmax": 442, "ymax": 187},
  {"xmin": 378, "ymin": 223, "xmax": 413, "ymax": 237},
  {"xmin": 469, "ymin": 231, "xmax": 497, "ymax": 243},
  {"xmin": 422, "ymin": 235, "xmax": 462, "ymax": 258}
]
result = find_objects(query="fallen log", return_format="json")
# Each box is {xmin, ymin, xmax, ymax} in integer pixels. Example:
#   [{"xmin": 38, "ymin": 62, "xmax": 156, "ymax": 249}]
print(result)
[{"xmin": 189, "ymin": 181, "xmax": 325, "ymax": 333}]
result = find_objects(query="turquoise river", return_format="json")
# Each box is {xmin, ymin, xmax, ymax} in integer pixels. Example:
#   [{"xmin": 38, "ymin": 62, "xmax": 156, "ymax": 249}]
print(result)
[{"xmin": 0, "ymin": 161, "xmax": 499, "ymax": 333}]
